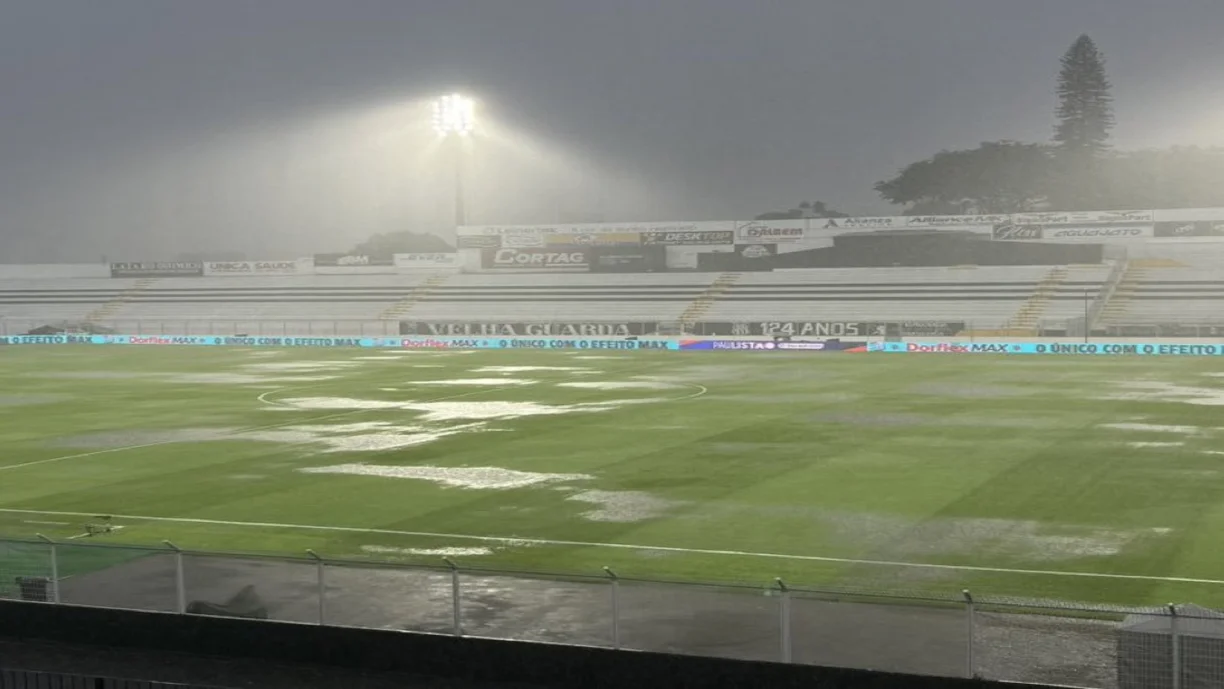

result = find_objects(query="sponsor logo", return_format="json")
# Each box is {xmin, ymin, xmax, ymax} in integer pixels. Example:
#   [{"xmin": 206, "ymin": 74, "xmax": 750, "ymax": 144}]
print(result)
[
  {"xmin": 712, "ymin": 341, "xmax": 776, "ymax": 350},
  {"xmin": 313, "ymin": 253, "xmax": 394, "ymax": 267},
  {"xmin": 735, "ymin": 222, "xmax": 804, "ymax": 241},
  {"xmin": 823, "ymin": 217, "xmax": 896, "ymax": 229},
  {"xmin": 641, "ymin": 230, "xmax": 734, "ymax": 245},
  {"xmin": 502, "ymin": 234, "xmax": 545, "ymax": 247},
  {"xmin": 1097, "ymin": 211, "xmax": 1154, "ymax": 223},
  {"xmin": 393, "ymin": 253, "xmax": 459, "ymax": 269},
  {"xmin": 992, "ymin": 223, "xmax": 1043, "ymax": 240},
  {"xmin": 206, "ymin": 261, "xmax": 297, "ymax": 274},
  {"xmin": 545, "ymin": 233, "xmax": 642, "ymax": 247},
  {"xmin": 110, "ymin": 261, "xmax": 204, "ymax": 277},
  {"xmin": 740, "ymin": 244, "xmax": 771, "ymax": 259},
  {"xmin": 905, "ymin": 215, "xmax": 1008, "ymax": 227},
  {"xmin": 774, "ymin": 341, "xmax": 827, "ymax": 350},
  {"xmin": 400, "ymin": 321, "xmax": 656, "ymax": 337},
  {"xmin": 457, "ymin": 235, "xmax": 501, "ymax": 249},
  {"xmin": 489, "ymin": 248, "xmax": 588, "ymax": 268},
  {"xmin": 1049, "ymin": 227, "xmax": 1147, "ymax": 239},
  {"xmin": 904, "ymin": 342, "xmax": 1012, "ymax": 354}
]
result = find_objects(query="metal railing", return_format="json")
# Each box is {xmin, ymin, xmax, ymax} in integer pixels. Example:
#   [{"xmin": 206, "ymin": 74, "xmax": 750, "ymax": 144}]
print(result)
[{"xmin": 1, "ymin": 536, "xmax": 1219, "ymax": 689}]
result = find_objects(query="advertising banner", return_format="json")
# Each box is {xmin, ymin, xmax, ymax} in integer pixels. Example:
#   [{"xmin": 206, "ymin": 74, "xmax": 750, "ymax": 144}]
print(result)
[
  {"xmin": 501, "ymin": 234, "xmax": 545, "ymax": 248},
  {"xmin": 544, "ymin": 233, "xmax": 641, "ymax": 247},
  {"xmin": 457, "ymin": 235, "xmax": 502, "ymax": 249},
  {"xmin": 734, "ymin": 221, "xmax": 805, "ymax": 242},
  {"xmin": 734, "ymin": 243, "xmax": 778, "ymax": 260},
  {"xmin": 400, "ymin": 321, "xmax": 660, "ymax": 336},
  {"xmin": 871, "ymin": 341, "xmax": 1224, "ymax": 356},
  {"xmin": 109, "ymin": 261, "xmax": 203, "ymax": 278},
  {"xmin": 1043, "ymin": 225, "xmax": 1154, "ymax": 241},
  {"xmin": 393, "ymin": 253, "xmax": 459, "ymax": 270},
  {"xmin": 693, "ymin": 321, "xmax": 964, "ymax": 337},
  {"xmin": 0, "ymin": 333, "xmax": 680, "ymax": 350},
  {"xmin": 203, "ymin": 260, "xmax": 299, "ymax": 276},
  {"xmin": 819, "ymin": 217, "xmax": 901, "ymax": 230},
  {"xmin": 589, "ymin": 245, "xmax": 666, "ymax": 273},
  {"xmin": 991, "ymin": 223, "xmax": 1044, "ymax": 241},
  {"xmin": 1013, "ymin": 210, "xmax": 1155, "ymax": 224},
  {"xmin": 312, "ymin": 253, "xmax": 396, "ymax": 274},
  {"xmin": 1154, "ymin": 221, "xmax": 1224, "ymax": 238},
  {"xmin": 641, "ymin": 230, "xmax": 734, "ymax": 246},
  {"xmin": 461, "ymin": 222, "xmax": 716, "ymax": 236},
  {"xmin": 481, "ymin": 248, "xmax": 590, "ymax": 272},
  {"xmin": 313, "ymin": 253, "xmax": 394, "ymax": 267},
  {"xmin": 904, "ymin": 214, "xmax": 1010, "ymax": 228},
  {"xmin": 679, "ymin": 339, "xmax": 867, "ymax": 351}
]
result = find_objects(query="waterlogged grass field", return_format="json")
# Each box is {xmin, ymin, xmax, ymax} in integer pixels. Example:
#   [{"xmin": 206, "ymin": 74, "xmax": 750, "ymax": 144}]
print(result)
[{"xmin": 4, "ymin": 344, "xmax": 1224, "ymax": 606}]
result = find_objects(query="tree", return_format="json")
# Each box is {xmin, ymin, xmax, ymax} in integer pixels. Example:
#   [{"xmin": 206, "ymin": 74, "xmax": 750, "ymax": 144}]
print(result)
[
  {"xmin": 1050, "ymin": 35, "xmax": 1114, "ymax": 209},
  {"xmin": 754, "ymin": 201, "xmax": 850, "ymax": 220},
  {"xmin": 350, "ymin": 231, "xmax": 454, "ymax": 256},
  {"xmin": 874, "ymin": 141, "xmax": 1052, "ymax": 214},
  {"xmin": 1054, "ymin": 35, "xmax": 1114, "ymax": 159}
]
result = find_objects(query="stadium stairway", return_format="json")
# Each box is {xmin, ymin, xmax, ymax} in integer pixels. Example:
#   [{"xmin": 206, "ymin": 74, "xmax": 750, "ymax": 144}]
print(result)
[
  {"xmin": 678, "ymin": 272, "xmax": 741, "ymax": 330},
  {"xmin": 378, "ymin": 274, "xmax": 452, "ymax": 320},
  {"xmin": 1000, "ymin": 266, "xmax": 1068, "ymax": 334},
  {"xmin": 83, "ymin": 278, "xmax": 158, "ymax": 321},
  {"xmin": 1100, "ymin": 260, "xmax": 1157, "ymax": 324}
]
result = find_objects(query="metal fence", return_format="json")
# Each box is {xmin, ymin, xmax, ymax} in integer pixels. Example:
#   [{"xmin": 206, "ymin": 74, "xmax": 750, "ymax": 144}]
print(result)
[{"xmin": 2, "ymin": 537, "xmax": 1221, "ymax": 689}]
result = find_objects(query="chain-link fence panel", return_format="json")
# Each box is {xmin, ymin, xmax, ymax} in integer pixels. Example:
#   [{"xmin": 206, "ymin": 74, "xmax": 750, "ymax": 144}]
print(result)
[
  {"xmin": 789, "ymin": 587, "xmax": 968, "ymax": 677},
  {"xmin": 56, "ymin": 542, "xmax": 177, "ymax": 612},
  {"xmin": 181, "ymin": 552, "xmax": 320, "ymax": 624},
  {"xmin": 320, "ymin": 559, "xmax": 455, "ymax": 634},
  {"xmin": 615, "ymin": 579, "xmax": 781, "ymax": 662},
  {"xmin": 456, "ymin": 568, "xmax": 612, "ymax": 647},
  {"xmin": 0, "ymin": 539, "xmax": 53, "ymax": 601},
  {"xmin": 972, "ymin": 598, "xmax": 1130, "ymax": 688}
]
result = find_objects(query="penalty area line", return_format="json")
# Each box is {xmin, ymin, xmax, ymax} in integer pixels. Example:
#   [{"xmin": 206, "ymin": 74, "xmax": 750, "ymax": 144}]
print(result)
[{"xmin": 0, "ymin": 507, "xmax": 1218, "ymax": 586}]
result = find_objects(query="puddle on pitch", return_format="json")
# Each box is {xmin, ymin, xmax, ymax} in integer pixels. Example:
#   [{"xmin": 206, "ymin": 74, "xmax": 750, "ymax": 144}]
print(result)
[
  {"xmin": 299, "ymin": 464, "xmax": 592, "ymax": 489},
  {"xmin": 564, "ymin": 490, "xmax": 682, "ymax": 522},
  {"xmin": 361, "ymin": 545, "xmax": 493, "ymax": 557}
]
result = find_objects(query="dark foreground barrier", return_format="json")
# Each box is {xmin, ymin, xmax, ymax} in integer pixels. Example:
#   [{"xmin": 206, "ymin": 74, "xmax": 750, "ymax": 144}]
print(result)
[
  {"xmin": 0, "ymin": 600, "xmax": 1062, "ymax": 689},
  {"xmin": 1, "ymin": 669, "xmax": 220, "ymax": 689}
]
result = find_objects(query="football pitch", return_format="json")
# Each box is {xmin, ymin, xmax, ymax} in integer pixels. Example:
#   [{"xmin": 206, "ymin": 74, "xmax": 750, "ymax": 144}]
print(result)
[{"xmin": 4, "ymin": 344, "xmax": 1224, "ymax": 608}]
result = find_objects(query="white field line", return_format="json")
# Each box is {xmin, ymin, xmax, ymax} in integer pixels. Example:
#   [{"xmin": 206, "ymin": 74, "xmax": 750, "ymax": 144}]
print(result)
[
  {"xmin": 0, "ymin": 507, "xmax": 1219, "ymax": 586},
  {"xmin": 0, "ymin": 385, "xmax": 523, "ymax": 473}
]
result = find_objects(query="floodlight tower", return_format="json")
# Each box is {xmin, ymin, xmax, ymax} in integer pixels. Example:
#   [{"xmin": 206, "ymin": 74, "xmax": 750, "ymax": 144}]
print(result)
[{"xmin": 433, "ymin": 94, "xmax": 475, "ymax": 227}]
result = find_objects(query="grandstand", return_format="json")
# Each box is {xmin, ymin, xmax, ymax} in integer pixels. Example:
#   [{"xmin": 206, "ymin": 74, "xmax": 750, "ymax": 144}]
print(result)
[{"xmin": 0, "ymin": 265, "xmax": 1119, "ymax": 335}]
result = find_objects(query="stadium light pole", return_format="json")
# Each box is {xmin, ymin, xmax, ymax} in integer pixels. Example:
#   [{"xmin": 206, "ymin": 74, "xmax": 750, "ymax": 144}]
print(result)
[{"xmin": 433, "ymin": 93, "xmax": 475, "ymax": 227}]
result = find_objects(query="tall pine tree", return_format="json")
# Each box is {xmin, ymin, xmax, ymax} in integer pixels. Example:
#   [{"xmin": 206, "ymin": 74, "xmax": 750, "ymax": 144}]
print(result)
[
  {"xmin": 1052, "ymin": 35, "xmax": 1113, "ymax": 208},
  {"xmin": 1054, "ymin": 35, "xmax": 1114, "ymax": 158}
]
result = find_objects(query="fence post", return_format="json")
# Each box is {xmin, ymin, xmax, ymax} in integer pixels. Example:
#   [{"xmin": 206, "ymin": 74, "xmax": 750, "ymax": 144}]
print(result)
[
  {"xmin": 36, "ymin": 534, "xmax": 59, "ymax": 604},
  {"xmin": 307, "ymin": 550, "xmax": 325, "ymax": 625},
  {"xmin": 776, "ymin": 578, "xmax": 792, "ymax": 663},
  {"xmin": 963, "ymin": 589, "xmax": 975, "ymax": 679},
  {"xmin": 444, "ymin": 558, "xmax": 462, "ymax": 636},
  {"xmin": 1170, "ymin": 603, "xmax": 1181, "ymax": 689},
  {"xmin": 164, "ymin": 541, "xmax": 186, "ymax": 613},
  {"xmin": 603, "ymin": 567, "xmax": 621, "ymax": 650}
]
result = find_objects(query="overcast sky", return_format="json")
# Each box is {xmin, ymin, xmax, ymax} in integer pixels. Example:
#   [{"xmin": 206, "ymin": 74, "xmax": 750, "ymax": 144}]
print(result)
[{"xmin": 3, "ymin": 0, "xmax": 1224, "ymax": 262}]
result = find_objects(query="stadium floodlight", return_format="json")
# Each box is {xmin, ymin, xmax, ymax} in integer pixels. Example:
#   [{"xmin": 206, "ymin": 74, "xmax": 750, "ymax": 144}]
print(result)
[{"xmin": 433, "ymin": 93, "xmax": 475, "ymax": 137}]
